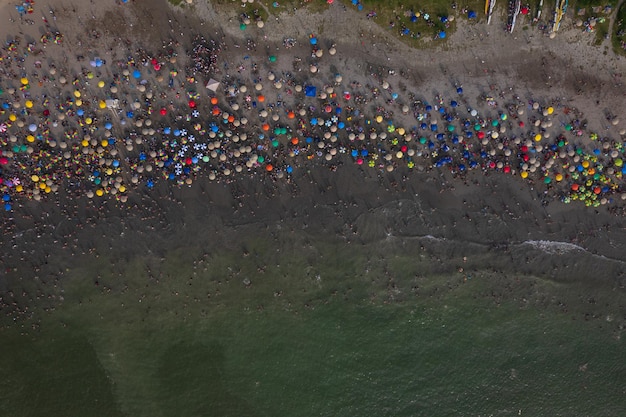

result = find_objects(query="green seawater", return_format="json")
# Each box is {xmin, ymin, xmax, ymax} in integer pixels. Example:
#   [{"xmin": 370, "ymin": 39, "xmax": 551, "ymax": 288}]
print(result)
[{"xmin": 1, "ymin": 231, "xmax": 624, "ymax": 417}]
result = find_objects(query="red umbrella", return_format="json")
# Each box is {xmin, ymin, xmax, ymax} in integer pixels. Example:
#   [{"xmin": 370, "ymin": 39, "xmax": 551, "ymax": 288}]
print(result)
[
  {"xmin": 188, "ymin": 100, "xmax": 196, "ymax": 108},
  {"xmin": 160, "ymin": 108, "xmax": 167, "ymax": 116}
]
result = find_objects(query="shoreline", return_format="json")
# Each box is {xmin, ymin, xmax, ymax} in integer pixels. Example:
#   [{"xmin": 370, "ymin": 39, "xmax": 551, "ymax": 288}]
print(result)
[{"xmin": 0, "ymin": 0, "xmax": 625, "ymax": 321}]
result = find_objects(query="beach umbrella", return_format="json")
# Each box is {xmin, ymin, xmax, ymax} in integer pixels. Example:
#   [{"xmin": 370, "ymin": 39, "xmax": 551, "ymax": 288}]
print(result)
[
  {"xmin": 438, "ymin": 31, "xmax": 446, "ymax": 39},
  {"xmin": 132, "ymin": 69, "xmax": 141, "ymax": 79}
]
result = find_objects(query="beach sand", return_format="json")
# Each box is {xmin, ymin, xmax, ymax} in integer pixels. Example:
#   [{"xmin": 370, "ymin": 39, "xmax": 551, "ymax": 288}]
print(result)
[
  {"xmin": 0, "ymin": 4, "xmax": 626, "ymax": 416},
  {"xmin": 0, "ymin": 0, "xmax": 624, "ymax": 318}
]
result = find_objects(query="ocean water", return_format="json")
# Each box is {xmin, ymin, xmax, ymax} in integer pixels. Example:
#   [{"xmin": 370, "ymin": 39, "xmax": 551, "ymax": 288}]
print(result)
[{"xmin": 1, "ymin": 172, "xmax": 625, "ymax": 416}]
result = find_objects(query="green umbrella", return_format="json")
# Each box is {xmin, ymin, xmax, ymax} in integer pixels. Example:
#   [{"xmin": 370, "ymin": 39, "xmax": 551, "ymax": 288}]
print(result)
[{"xmin": 269, "ymin": 55, "xmax": 277, "ymax": 62}]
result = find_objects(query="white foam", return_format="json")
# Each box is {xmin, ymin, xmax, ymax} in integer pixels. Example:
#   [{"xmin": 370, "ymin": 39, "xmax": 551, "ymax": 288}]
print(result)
[{"xmin": 520, "ymin": 240, "xmax": 585, "ymax": 255}]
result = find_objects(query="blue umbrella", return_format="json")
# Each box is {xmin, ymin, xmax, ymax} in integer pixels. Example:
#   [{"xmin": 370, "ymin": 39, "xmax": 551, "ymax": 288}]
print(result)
[
  {"xmin": 132, "ymin": 69, "xmax": 141, "ymax": 79},
  {"xmin": 438, "ymin": 31, "xmax": 446, "ymax": 39}
]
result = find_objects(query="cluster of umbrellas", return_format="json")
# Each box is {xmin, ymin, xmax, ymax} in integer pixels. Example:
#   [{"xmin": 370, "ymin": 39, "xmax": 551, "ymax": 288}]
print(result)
[{"xmin": 0, "ymin": 24, "xmax": 625, "ymax": 214}]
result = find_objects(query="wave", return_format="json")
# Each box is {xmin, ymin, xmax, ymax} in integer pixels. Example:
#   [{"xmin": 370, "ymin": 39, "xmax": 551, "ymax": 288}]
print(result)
[{"xmin": 519, "ymin": 240, "xmax": 585, "ymax": 255}]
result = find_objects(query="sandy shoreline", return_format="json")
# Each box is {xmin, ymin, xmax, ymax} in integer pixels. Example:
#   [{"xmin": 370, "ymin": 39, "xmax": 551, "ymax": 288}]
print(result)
[{"xmin": 0, "ymin": 0, "xmax": 625, "ymax": 324}]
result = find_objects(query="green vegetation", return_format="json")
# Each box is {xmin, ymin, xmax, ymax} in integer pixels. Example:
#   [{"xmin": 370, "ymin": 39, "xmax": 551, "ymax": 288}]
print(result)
[{"xmin": 613, "ymin": 1, "xmax": 626, "ymax": 54}]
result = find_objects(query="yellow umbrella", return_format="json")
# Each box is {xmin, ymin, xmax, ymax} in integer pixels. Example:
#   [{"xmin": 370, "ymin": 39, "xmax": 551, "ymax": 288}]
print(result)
[
  {"xmin": 101, "ymin": 139, "xmax": 109, "ymax": 147},
  {"xmin": 31, "ymin": 174, "xmax": 39, "ymax": 182},
  {"xmin": 521, "ymin": 171, "xmax": 528, "ymax": 179},
  {"xmin": 20, "ymin": 77, "xmax": 29, "ymax": 85},
  {"xmin": 75, "ymin": 99, "xmax": 82, "ymax": 106},
  {"xmin": 9, "ymin": 114, "xmax": 16, "ymax": 122},
  {"xmin": 547, "ymin": 106, "xmax": 554, "ymax": 115},
  {"xmin": 534, "ymin": 134, "xmax": 542, "ymax": 142},
  {"xmin": 74, "ymin": 90, "xmax": 81, "ymax": 98},
  {"xmin": 26, "ymin": 135, "xmax": 35, "ymax": 142},
  {"xmin": 25, "ymin": 100, "xmax": 33, "ymax": 108},
  {"xmin": 85, "ymin": 117, "xmax": 93, "ymax": 125},
  {"xmin": 96, "ymin": 189, "xmax": 104, "ymax": 196},
  {"xmin": 98, "ymin": 80, "xmax": 105, "ymax": 88},
  {"xmin": 99, "ymin": 100, "xmax": 106, "ymax": 109}
]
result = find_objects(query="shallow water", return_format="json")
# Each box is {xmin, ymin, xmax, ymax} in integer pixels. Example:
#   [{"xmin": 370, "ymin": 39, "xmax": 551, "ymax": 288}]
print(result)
[{"xmin": 1, "ymin": 170, "xmax": 626, "ymax": 416}]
